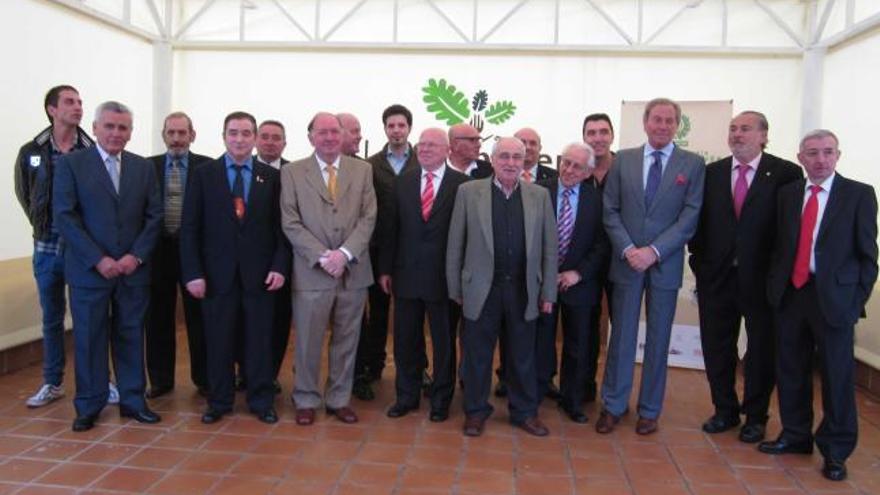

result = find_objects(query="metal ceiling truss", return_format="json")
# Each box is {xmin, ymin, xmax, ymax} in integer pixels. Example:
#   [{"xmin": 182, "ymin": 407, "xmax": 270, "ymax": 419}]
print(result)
[{"xmin": 45, "ymin": 0, "xmax": 880, "ymax": 55}]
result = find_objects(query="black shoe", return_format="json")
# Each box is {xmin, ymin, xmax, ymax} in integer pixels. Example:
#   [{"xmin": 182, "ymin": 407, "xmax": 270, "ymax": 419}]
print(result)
[
  {"xmin": 758, "ymin": 436, "xmax": 813, "ymax": 455},
  {"xmin": 545, "ymin": 383, "xmax": 562, "ymax": 401},
  {"xmin": 256, "ymin": 408, "xmax": 278, "ymax": 424},
  {"xmin": 702, "ymin": 414, "xmax": 741, "ymax": 434},
  {"xmin": 145, "ymin": 386, "xmax": 173, "ymax": 399},
  {"xmin": 273, "ymin": 380, "xmax": 282, "ymax": 395},
  {"xmin": 120, "ymin": 407, "xmax": 161, "ymax": 424},
  {"xmin": 72, "ymin": 414, "xmax": 98, "ymax": 432},
  {"xmin": 739, "ymin": 423, "xmax": 766, "ymax": 443},
  {"xmin": 429, "ymin": 409, "xmax": 449, "ymax": 422},
  {"xmin": 352, "ymin": 378, "xmax": 375, "ymax": 401},
  {"xmin": 494, "ymin": 381, "xmax": 508, "ymax": 398},
  {"xmin": 822, "ymin": 459, "xmax": 847, "ymax": 481},
  {"xmin": 201, "ymin": 408, "xmax": 228, "ymax": 424},
  {"xmin": 561, "ymin": 405, "xmax": 588, "ymax": 424},
  {"xmin": 387, "ymin": 402, "xmax": 418, "ymax": 418}
]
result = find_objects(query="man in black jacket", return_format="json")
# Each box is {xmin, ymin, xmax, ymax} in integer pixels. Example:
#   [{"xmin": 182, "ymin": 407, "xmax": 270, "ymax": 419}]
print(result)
[{"xmin": 14, "ymin": 85, "xmax": 96, "ymax": 408}]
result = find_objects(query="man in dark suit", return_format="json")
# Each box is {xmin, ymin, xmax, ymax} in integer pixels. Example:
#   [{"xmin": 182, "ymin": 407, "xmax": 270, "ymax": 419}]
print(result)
[
  {"xmin": 448, "ymin": 123, "xmax": 492, "ymax": 179},
  {"xmin": 380, "ymin": 128, "xmax": 469, "ymax": 422},
  {"xmin": 599, "ymin": 97, "xmax": 705, "ymax": 436},
  {"xmin": 144, "ymin": 112, "xmax": 212, "ymax": 399},
  {"xmin": 759, "ymin": 129, "xmax": 878, "ymax": 482},
  {"xmin": 180, "ymin": 111, "xmax": 289, "ymax": 425},
  {"xmin": 354, "ymin": 104, "xmax": 420, "ymax": 401},
  {"xmin": 689, "ymin": 111, "xmax": 802, "ymax": 443},
  {"xmin": 537, "ymin": 143, "xmax": 608, "ymax": 423},
  {"xmin": 511, "ymin": 127, "xmax": 560, "ymax": 400},
  {"xmin": 447, "ymin": 137, "xmax": 558, "ymax": 437},
  {"xmin": 255, "ymin": 119, "xmax": 291, "ymax": 392},
  {"xmin": 53, "ymin": 101, "xmax": 163, "ymax": 432}
]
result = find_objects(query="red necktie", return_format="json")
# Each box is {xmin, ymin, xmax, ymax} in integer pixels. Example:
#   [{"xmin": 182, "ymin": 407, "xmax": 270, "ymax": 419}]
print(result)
[
  {"xmin": 733, "ymin": 164, "xmax": 749, "ymax": 219},
  {"xmin": 791, "ymin": 185, "xmax": 822, "ymax": 289},
  {"xmin": 521, "ymin": 170, "xmax": 533, "ymax": 183},
  {"xmin": 421, "ymin": 172, "xmax": 435, "ymax": 221}
]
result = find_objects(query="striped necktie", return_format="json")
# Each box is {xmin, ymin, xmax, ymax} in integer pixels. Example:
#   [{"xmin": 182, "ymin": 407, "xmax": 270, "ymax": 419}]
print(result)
[
  {"xmin": 165, "ymin": 159, "xmax": 183, "ymax": 234},
  {"xmin": 421, "ymin": 172, "xmax": 435, "ymax": 221},
  {"xmin": 558, "ymin": 187, "xmax": 575, "ymax": 265}
]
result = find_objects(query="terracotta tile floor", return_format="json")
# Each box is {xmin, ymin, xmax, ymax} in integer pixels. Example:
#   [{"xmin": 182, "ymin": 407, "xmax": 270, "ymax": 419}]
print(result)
[{"xmin": 1, "ymin": 332, "xmax": 879, "ymax": 494}]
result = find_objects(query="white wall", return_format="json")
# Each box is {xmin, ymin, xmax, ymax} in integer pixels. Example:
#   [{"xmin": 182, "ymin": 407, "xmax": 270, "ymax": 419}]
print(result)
[{"xmin": 0, "ymin": 1, "xmax": 155, "ymax": 260}]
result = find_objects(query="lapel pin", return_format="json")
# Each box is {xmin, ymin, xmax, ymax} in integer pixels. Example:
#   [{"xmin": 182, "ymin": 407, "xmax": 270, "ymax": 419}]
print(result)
[
  {"xmin": 256, "ymin": 175, "xmax": 264, "ymax": 183},
  {"xmin": 766, "ymin": 171, "xmax": 771, "ymax": 176}
]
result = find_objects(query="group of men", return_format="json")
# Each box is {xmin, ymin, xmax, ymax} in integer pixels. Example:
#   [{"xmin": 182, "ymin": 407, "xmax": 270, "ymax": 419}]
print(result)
[{"xmin": 14, "ymin": 85, "xmax": 877, "ymax": 482}]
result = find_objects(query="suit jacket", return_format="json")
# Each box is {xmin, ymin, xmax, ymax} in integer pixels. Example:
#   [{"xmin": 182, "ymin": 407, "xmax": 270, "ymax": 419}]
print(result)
[
  {"xmin": 447, "ymin": 178, "xmax": 558, "ymax": 321},
  {"xmin": 380, "ymin": 166, "xmax": 469, "ymax": 301},
  {"xmin": 281, "ymin": 154, "xmax": 377, "ymax": 291},
  {"xmin": 689, "ymin": 153, "xmax": 801, "ymax": 302},
  {"xmin": 768, "ymin": 174, "xmax": 878, "ymax": 327},
  {"xmin": 603, "ymin": 145, "xmax": 705, "ymax": 289},
  {"xmin": 368, "ymin": 143, "xmax": 419, "ymax": 248},
  {"xmin": 529, "ymin": 164, "xmax": 558, "ymax": 182},
  {"xmin": 179, "ymin": 157, "xmax": 290, "ymax": 295},
  {"xmin": 149, "ymin": 151, "xmax": 212, "ymax": 233},
  {"xmin": 471, "ymin": 158, "xmax": 493, "ymax": 179},
  {"xmin": 539, "ymin": 178, "xmax": 609, "ymax": 305},
  {"xmin": 53, "ymin": 147, "xmax": 162, "ymax": 288}
]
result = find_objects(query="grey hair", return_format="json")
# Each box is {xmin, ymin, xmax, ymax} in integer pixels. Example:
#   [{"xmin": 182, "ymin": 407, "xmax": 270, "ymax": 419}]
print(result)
[
  {"xmin": 800, "ymin": 129, "xmax": 839, "ymax": 150},
  {"xmin": 94, "ymin": 101, "xmax": 132, "ymax": 122},
  {"xmin": 491, "ymin": 136, "xmax": 525, "ymax": 156},
  {"xmin": 561, "ymin": 142, "xmax": 596, "ymax": 169}
]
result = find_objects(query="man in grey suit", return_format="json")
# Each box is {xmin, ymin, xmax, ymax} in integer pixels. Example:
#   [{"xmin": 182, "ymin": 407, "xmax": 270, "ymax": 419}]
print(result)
[
  {"xmin": 280, "ymin": 112, "xmax": 377, "ymax": 426},
  {"xmin": 447, "ymin": 137, "xmax": 558, "ymax": 437},
  {"xmin": 597, "ymin": 97, "xmax": 705, "ymax": 435}
]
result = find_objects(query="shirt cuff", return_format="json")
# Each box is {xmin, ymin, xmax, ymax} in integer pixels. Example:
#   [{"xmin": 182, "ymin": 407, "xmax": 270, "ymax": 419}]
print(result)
[
  {"xmin": 621, "ymin": 244, "xmax": 634, "ymax": 259},
  {"xmin": 339, "ymin": 247, "xmax": 354, "ymax": 262},
  {"xmin": 650, "ymin": 244, "xmax": 661, "ymax": 261}
]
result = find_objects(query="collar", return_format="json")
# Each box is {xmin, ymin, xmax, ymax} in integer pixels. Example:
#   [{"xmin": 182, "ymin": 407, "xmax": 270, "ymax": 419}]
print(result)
[
  {"xmin": 316, "ymin": 153, "xmax": 341, "ymax": 170},
  {"xmin": 644, "ymin": 141, "xmax": 675, "ymax": 159},
  {"xmin": 806, "ymin": 172, "xmax": 836, "ymax": 192},
  {"xmin": 733, "ymin": 152, "xmax": 762, "ymax": 171},
  {"xmin": 95, "ymin": 143, "xmax": 121, "ymax": 164},
  {"xmin": 224, "ymin": 153, "xmax": 253, "ymax": 170},
  {"xmin": 386, "ymin": 144, "xmax": 411, "ymax": 159}
]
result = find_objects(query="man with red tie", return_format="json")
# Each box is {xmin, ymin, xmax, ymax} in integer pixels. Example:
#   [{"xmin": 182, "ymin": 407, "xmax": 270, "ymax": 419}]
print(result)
[
  {"xmin": 760, "ymin": 129, "xmax": 877, "ymax": 482},
  {"xmin": 689, "ymin": 111, "xmax": 801, "ymax": 443}
]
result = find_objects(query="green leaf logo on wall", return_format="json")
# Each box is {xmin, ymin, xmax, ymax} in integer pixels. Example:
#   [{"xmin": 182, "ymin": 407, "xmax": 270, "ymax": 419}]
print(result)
[
  {"xmin": 674, "ymin": 114, "xmax": 692, "ymax": 148},
  {"xmin": 422, "ymin": 78, "xmax": 517, "ymax": 132}
]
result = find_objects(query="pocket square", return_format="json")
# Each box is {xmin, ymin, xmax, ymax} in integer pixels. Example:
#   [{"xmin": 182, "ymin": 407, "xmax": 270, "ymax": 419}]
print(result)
[{"xmin": 675, "ymin": 174, "xmax": 687, "ymax": 185}]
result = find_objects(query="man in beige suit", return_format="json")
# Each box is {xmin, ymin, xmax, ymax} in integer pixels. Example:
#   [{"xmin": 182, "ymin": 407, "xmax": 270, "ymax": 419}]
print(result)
[
  {"xmin": 280, "ymin": 112, "xmax": 377, "ymax": 425},
  {"xmin": 446, "ymin": 137, "xmax": 558, "ymax": 437}
]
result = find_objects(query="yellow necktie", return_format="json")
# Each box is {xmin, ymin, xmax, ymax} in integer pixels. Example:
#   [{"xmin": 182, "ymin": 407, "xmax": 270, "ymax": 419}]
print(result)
[{"xmin": 326, "ymin": 165, "xmax": 337, "ymax": 201}]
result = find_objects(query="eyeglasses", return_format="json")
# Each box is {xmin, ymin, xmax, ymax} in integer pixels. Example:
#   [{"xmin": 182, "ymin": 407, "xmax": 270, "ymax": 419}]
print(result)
[{"xmin": 453, "ymin": 136, "xmax": 481, "ymax": 142}]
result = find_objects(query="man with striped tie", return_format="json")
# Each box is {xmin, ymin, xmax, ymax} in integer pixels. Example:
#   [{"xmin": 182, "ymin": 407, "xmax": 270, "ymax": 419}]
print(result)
[
  {"xmin": 537, "ymin": 143, "xmax": 609, "ymax": 423},
  {"xmin": 379, "ymin": 128, "xmax": 469, "ymax": 422}
]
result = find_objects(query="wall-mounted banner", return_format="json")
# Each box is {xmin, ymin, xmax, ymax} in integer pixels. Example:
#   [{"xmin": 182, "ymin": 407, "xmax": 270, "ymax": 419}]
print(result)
[
  {"xmin": 619, "ymin": 99, "xmax": 733, "ymax": 370},
  {"xmin": 422, "ymin": 78, "xmax": 517, "ymax": 139}
]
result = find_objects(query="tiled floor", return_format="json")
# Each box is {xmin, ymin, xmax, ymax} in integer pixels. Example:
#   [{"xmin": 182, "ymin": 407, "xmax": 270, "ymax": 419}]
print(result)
[{"xmin": 1, "ymin": 332, "xmax": 879, "ymax": 494}]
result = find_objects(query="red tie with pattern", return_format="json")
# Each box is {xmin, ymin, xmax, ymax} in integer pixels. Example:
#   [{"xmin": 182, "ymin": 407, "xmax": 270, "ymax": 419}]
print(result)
[
  {"xmin": 791, "ymin": 185, "xmax": 822, "ymax": 289},
  {"xmin": 733, "ymin": 164, "xmax": 749, "ymax": 219},
  {"xmin": 421, "ymin": 172, "xmax": 435, "ymax": 221}
]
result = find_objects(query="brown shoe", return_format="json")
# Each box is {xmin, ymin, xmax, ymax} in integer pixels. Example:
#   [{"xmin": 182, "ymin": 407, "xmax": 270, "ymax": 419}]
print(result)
[
  {"xmin": 326, "ymin": 406, "xmax": 358, "ymax": 424},
  {"xmin": 463, "ymin": 415, "xmax": 486, "ymax": 437},
  {"xmin": 295, "ymin": 407, "xmax": 316, "ymax": 426},
  {"xmin": 595, "ymin": 409, "xmax": 621, "ymax": 434},
  {"xmin": 516, "ymin": 416, "xmax": 549, "ymax": 437},
  {"xmin": 636, "ymin": 417, "xmax": 658, "ymax": 435}
]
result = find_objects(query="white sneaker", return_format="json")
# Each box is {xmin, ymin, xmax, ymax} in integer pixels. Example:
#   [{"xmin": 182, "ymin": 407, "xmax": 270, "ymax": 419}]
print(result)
[
  {"xmin": 107, "ymin": 382, "xmax": 120, "ymax": 405},
  {"xmin": 26, "ymin": 384, "xmax": 65, "ymax": 408}
]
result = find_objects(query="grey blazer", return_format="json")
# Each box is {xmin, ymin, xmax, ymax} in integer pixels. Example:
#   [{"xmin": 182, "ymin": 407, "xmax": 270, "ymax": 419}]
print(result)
[
  {"xmin": 446, "ymin": 178, "xmax": 558, "ymax": 321},
  {"xmin": 281, "ymin": 154, "xmax": 377, "ymax": 291},
  {"xmin": 603, "ymin": 145, "xmax": 705, "ymax": 290}
]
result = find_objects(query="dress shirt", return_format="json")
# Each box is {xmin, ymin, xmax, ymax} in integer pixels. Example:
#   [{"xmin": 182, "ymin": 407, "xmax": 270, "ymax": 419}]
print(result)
[
  {"xmin": 259, "ymin": 156, "xmax": 282, "ymax": 170},
  {"xmin": 421, "ymin": 165, "xmax": 447, "ymax": 195},
  {"xmin": 556, "ymin": 180, "xmax": 580, "ymax": 223},
  {"xmin": 803, "ymin": 172, "xmax": 835, "ymax": 274},
  {"xmin": 224, "ymin": 154, "xmax": 253, "ymax": 204},
  {"xmin": 165, "ymin": 153, "xmax": 189, "ymax": 189},
  {"xmin": 95, "ymin": 143, "xmax": 122, "ymax": 178},
  {"xmin": 730, "ymin": 153, "xmax": 760, "ymax": 193},
  {"xmin": 642, "ymin": 142, "xmax": 675, "ymax": 189},
  {"xmin": 492, "ymin": 176, "xmax": 519, "ymax": 199},
  {"xmin": 387, "ymin": 146, "xmax": 411, "ymax": 175},
  {"xmin": 523, "ymin": 164, "xmax": 539, "ymax": 181}
]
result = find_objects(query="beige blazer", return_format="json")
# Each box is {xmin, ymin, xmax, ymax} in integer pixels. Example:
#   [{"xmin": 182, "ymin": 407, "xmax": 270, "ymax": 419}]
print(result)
[
  {"xmin": 446, "ymin": 178, "xmax": 558, "ymax": 321},
  {"xmin": 281, "ymin": 154, "xmax": 377, "ymax": 291}
]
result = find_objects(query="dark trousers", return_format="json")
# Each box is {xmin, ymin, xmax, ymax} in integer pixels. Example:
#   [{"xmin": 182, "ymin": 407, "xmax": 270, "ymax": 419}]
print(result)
[
  {"xmin": 698, "ymin": 268, "xmax": 775, "ymax": 423},
  {"xmin": 355, "ymin": 281, "xmax": 391, "ymax": 379},
  {"xmin": 534, "ymin": 310, "xmax": 558, "ymax": 397},
  {"xmin": 776, "ymin": 279, "xmax": 857, "ymax": 461},
  {"xmin": 393, "ymin": 296, "xmax": 456, "ymax": 410},
  {"xmin": 202, "ymin": 283, "xmax": 275, "ymax": 413},
  {"xmin": 70, "ymin": 283, "xmax": 148, "ymax": 417},
  {"xmin": 586, "ymin": 278, "xmax": 612, "ymax": 393},
  {"xmin": 146, "ymin": 235, "xmax": 207, "ymax": 390},
  {"xmin": 557, "ymin": 302, "xmax": 596, "ymax": 411},
  {"xmin": 271, "ymin": 279, "xmax": 292, "ymax": 380},
  {"xmin": 462, "ymin": 280, "xmax": 538, "ymax": 424}
]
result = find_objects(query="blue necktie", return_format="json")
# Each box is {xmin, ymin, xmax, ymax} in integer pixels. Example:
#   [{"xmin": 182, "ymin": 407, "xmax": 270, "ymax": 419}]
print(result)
[
  {"xmin": 105, "ymin": 155, "xmax": 119, "ymax": 193},
  {"xmin": 645, "ymin": 150, "xmax": 663, "ymax": 208}
]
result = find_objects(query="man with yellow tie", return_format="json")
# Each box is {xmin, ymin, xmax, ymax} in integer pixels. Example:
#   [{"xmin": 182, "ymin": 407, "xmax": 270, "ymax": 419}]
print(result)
[{"xmin": 280, "ymin": 112, "xmax": 377, "ymax": 426}]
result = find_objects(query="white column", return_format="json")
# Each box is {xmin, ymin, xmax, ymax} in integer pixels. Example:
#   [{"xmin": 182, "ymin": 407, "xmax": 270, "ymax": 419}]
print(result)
[
  {"xmin": 800, "ymin": 46, "xmax": 825, "ymax": 136},
  {"xmin": 152, "ymin": 40, "xmax": 173, "ymax": 154}
]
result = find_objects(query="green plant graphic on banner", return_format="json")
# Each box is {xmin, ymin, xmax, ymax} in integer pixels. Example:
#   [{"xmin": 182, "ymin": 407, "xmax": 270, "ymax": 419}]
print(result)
[
  {"xmin": 674, "ymin": 114, "xmax": 691, "ymax": 148},
  {"xmin": 422, "ymin": 78, "xmax": 516, "ymax": 133}
]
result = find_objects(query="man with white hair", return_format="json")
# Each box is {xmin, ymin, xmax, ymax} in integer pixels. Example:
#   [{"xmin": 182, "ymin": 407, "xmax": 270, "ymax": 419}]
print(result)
[{"xmin": 536, "ymin": 143, "xmax": 609, "ymax": 423}]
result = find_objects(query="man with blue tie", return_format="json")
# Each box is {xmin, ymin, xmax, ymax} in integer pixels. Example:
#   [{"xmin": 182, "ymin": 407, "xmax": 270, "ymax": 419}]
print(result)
[
  {"xmin": 598, "ymin": 97, "xmax": 705, "ymax": 435},
  {"xmin": 53, "ymin": 101, "xmax": 163, "ymax": 432},
  {"xmin": 180, "ymin": 111, "xmax": 289, "ymax": 425}
]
